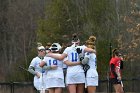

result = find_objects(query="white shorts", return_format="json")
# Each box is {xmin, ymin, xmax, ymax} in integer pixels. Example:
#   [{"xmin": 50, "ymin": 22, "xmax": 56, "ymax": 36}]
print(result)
[
  {"xmin": 34, "ymin": 75, "xmax": 47, "ymax": 90},
  {"xmin": 46, "ymin": 78, "xmax": 65, "ymax": 88},
  {"xmin": 66, "ymin": 72, "xmax": 85, "ymax": 84},
  {"xmin": 86, "ymin": 76, "xmax": 98, "ymax": 86}
]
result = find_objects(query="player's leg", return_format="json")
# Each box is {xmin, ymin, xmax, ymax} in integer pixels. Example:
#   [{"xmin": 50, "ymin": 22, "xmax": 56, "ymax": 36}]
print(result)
[
  {"xmin": 54, "ymin": 87, "xmax": 62, "ymax": 93},
  {"xmin": 77, "ymin": 83, "xmax": 85, "ymax": 93},
  {"xmin": 87, "ymin": 86, "xmax": 96, "ymax": 93},
  {"xmin": 48, "ymin": 88, "xmax": 55, "ymax": 93},
  {"xmin": 68, "ymin": 84, "xmax": 76, "ymax": 93},
  {"xmin": 113, "ymin": 84, "xmax": 122, "ymax": 93},
  {"xmin": 87, "ymin": 76, "xmax": 98, "ymax": 93}
]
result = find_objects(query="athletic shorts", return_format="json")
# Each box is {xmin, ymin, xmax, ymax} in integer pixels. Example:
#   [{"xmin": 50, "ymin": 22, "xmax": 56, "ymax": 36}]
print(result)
[
  {"xmin": 66, "ymin": 72, "xmax": 85, "ymax": 84},
  {"xmin": 34, "ymin": 75, "xmax": 47, "ymax": 90},
  {"xmin": 110, "ymin": 78, "xmax": 121, "ymax": 84},
  {"xmin": 86, "ymin": 76, "xmax": 98, "ymax": 86},
  {"xmin": 46, "ymin": 78, "xmax": 65, "ymax": 88}
]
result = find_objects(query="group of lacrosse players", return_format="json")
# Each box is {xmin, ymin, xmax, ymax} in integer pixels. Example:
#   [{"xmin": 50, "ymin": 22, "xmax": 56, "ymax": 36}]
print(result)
[{"xmin": 28, "ymin": 33, "xmax": 124, "ymax": 93}]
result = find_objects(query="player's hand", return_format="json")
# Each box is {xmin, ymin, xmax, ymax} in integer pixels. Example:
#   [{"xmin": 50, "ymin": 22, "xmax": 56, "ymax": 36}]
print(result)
[
  {"xmin": 117, "ymin": 76, "xmax": 121, "ymax": 81},
  {"xmin": 36, "ymin": 72, "xmax": 41, "ymax": 78}
]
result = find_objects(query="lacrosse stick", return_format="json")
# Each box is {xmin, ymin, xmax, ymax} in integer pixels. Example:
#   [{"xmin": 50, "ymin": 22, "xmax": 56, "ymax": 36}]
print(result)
[
  {"xmin": 19, "ymin": 66, "xmax": 29, "ymax": 72},
  {"xmin": 40, "ymin": 69, "xmax": 45, "ymax": 93},
  {"xmin": 40, "ymin": 57, "xmax": 45, "ymax": 93}
]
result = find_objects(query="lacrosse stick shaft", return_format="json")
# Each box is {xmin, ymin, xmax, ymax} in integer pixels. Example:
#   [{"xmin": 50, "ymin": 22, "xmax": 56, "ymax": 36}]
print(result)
[
  {"xmin": 40, "ymin": 69, "xmax": 45, "ymax": 93},
  {"xmin": 40, "ymin": 57, "xmax": 45, "ymax": 93},
  {"xmin": 121, "ymin": 81, "xmax": 123, "ymax": 87},
  {"xmin": 19, "ymin": 66, "xmax": 29, "ymax": 72}
]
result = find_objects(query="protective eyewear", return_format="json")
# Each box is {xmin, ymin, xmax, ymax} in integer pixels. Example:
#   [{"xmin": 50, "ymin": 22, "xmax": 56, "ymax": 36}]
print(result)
[{"xmin": 38, "ymin": 49, "xmax": 45, "ymax": 52}]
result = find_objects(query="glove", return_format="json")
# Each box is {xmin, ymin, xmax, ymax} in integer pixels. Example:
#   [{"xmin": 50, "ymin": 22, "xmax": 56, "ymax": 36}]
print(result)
[
  {"xmin": 79, "ymin": 53, "xmax": 84, "ymax": 61},
  {"xmin": 76, "ymin": 48, "xmax": 84, "ymax": 61},
  {"xmin": 82, "ymin": 57, "xmax": 89, "ymax": 65},
  {"xmin": 76, "ymin": 48, "xmax": 82, "ymax": 54},
  {"xmin": 82, "ymin": 64, "xmax": 90, "ymax": 72}
]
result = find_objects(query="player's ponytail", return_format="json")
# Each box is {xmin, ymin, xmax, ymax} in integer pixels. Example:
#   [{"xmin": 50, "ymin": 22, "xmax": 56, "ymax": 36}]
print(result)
[{"xmin": 112, "ymin": 48, "xmax": 120, "ymax": 57}]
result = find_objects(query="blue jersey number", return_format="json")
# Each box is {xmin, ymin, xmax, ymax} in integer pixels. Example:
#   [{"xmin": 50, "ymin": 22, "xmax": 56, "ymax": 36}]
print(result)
[
  {"xmin": 95, "ymin": 58, "xmax": 97, "ymax": 68},
  {"xmin": 71, "ymin": 53, "xmax": 78, "ymax": 62},
  {"xmin": 49, "ymin": 59, "xmax": 57, "ymax": 65}
]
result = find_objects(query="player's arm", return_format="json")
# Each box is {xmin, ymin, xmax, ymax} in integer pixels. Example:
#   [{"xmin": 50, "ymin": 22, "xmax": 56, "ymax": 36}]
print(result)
[
  {"xmin": 28, "ymin": 66, "xmax": 37, "ymax": 75},
  {"xmin": 28, "ymin": 66, "xmax": 41, "ymax": 78},
  {"xmin": 84, "ymin": 47, "xmax": 96, "ymax": 53},
  {"xmin": 120, "ymin": 60, "xmax": 124, "ymax": 69},
  {"xmin": 110, "ymin": 63, "xmax": 118, "ymax": 78},
  {"xmin": 115, "ymin": 66, "xmax": 121, "ymax": 80},
  {"xmin": 39, "ymin": 61, "xmax": 57, "ymax": 70},
  {"xmin": 64, "ymin": 60, "xmax": 81, "ymax": 66},
  {"xmin": 120, "ymin": 56, "xmax": 124, "ymax": 69},
  {"xmin": 46, "ymin": 53, "xmax": 66, "ymax": 60}
]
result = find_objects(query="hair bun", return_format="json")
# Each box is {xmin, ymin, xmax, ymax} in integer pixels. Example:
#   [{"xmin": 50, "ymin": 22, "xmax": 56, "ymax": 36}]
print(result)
[
  {"xmin": 89, "ymin": 36, "xmax": 96, "ymax": 42},
  {"xmin": 72, "ymin": 33, "xmax": 79, "ymax": 42}
]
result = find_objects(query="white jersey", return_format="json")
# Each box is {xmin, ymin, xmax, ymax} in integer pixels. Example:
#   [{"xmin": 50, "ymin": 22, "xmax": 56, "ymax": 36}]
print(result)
[
  {"xmin": 63, "ymin": 45, "xmax": 86, "ymax": 73},
  {"xmin": 29, "ymin": 56, "xmax": 47, "ymax": 90},
  {"xmin": 62, "ymin": 57, "xmax": 68, "ymax": 69},
  {"xmin": 29, "ymin": 56, "xmax": 46, "ymax": 74},
  {"xmin": 43, "ymin": 54, "xmax": 64, "ymax": 79},
  {"xmin": 85, "ymin": 52, "xmax": 98, "ymax": 77}
]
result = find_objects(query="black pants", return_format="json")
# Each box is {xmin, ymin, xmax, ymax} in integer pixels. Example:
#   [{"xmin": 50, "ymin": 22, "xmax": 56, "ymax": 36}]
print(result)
[{"xmin": 110, "ymin": 78, "xmax": 121, "ymax": 84}]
